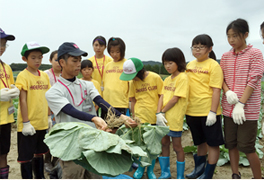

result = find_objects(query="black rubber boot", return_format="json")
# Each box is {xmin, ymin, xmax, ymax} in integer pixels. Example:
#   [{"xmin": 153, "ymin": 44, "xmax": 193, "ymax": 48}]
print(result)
[
  {"xmin": 32, "ymin": 157, "xmax": 45, "ymax": 179},
  {"xmin": 21, "ymin": 162, "xmax": 33, "ymax": 179},
  {"xmin": 197, "ymin": 162, "xmax": 216, "ymax": 179},
  {"xmin": 0, "ymin": 165, "xmax": 9, "ymax": 179},
  {"xmin": 186, "ymin": 154, "xmax": 206, "ymax": 179}
]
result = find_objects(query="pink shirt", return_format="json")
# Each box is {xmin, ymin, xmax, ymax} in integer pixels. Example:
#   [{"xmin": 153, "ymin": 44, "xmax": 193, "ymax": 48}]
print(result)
[
  {"xmin": 220, "ymin": 44, "xmax": 264, "ymax": 120},
  {"xmin": 44, "ymin": 69, "xmax": 59, "ymax": 86}
]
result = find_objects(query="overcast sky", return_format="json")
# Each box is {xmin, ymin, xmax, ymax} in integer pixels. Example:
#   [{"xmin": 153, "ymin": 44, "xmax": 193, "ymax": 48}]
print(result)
[{"xmin": 1, "ymin": 0, "xmax": 264, "ymax": 65}]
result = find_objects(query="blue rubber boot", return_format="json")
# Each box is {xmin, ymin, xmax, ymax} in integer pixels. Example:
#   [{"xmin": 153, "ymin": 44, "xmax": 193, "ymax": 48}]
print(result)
[
  {"xmin": 147, "ymin": 159, "xmax": 157, "ymax": 179},
  {"xmin": 185, "ymin": 154, "xmax": 206, "ymax": 179},
  {"xmin": 158, "ymin": 156, "xmax": 171, "ymax": 179},
  {"xmin": 177, "ymin": 161, "xmax": 185, "ymax": 179},
  {"xmin": 133, "ymin": 158, "xmax": 146, "ymax": 179},
  {"xmin": 197, "ymin": 162, "xmax": 216, "ymax": 179}
]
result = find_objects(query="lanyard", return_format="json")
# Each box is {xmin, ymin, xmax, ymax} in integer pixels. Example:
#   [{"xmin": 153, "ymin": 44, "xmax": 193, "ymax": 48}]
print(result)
[
  {"xmin": 51, "ymin": 68, "xmax": 57, "ymax": 83},
  {"xmin": 0, "ymin": 63, "xmax": 9, "ymax": 88},
  {"xmin": 94, "ymin": 55, "xmax": 105, "ymax": 79},
  {"xmin": 26, "ymin": 68, "xmax": 41, "ymax": 76},
  {"xmin": 58, "ymin": 79, "xmax": 85, "ymax": 107}
]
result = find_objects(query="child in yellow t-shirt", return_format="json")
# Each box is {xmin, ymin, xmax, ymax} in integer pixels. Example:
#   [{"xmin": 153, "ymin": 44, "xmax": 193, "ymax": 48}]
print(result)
[
  {"xmin": 80, "ymin": 59, "xmax": 102, "ymax": 112},
  {"xmin": 102, "ymin": 37, "xmax": 129, "ymax": 119},
  {"xmin": 185, "ymin": 34, "xmax": 224, "ymax": 179},
  {"xmin": 156, "ymin": 48, "xmax": 188, "ymax": 179},
  {"xmin": 88, "ymin": 36, "xmax": 112, "ymax": 93},
  {"xmin": 120, "ymin": 57, "xmax": 163, "ymax": 179},
  {"xmin": 0, "ymin": 28, "xmax": 19, "ymax": 179},
  {"xmin": 15, "ymin": 41, "xmax": 51, "ymax": 179}
]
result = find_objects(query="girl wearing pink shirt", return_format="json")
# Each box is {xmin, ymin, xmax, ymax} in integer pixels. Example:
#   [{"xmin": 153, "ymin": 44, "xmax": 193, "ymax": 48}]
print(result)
[{"xmin": 220, "ymin": 18, "xmax": 264, "ymax": 179}]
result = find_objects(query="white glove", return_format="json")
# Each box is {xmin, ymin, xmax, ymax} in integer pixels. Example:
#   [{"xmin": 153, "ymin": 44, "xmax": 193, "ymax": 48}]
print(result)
[
  {"xmin": 48, "ymin": 115, "xmax": 53, "ymax": 131},
  {"xmin": 232, "ymin": 101, "xmax": 246, "ymax": 125},
  {"xmin": 225, "ymin": 90, "xmax": 239, "ymax": 105},
  {"xmin": 206, "ymin": 111, "xmax": 217, "ymax": 126},
  {"xmin": 22, "ymin": 121, "xmax": 36, "ymax": 136},
  {"xmin": 262, "ymin": 122, "xmax": 264, "ymax": 135},
  {"xmin": 156, "ymin": 113, "xmax": 167, "ymax": 126},
  {"xmin": 9, "ymin": 84, "xmax": 20, "ymax": 99},
  {"xmin": 0, "ymin": 88, "xmax": 11, "ymax": 102}
]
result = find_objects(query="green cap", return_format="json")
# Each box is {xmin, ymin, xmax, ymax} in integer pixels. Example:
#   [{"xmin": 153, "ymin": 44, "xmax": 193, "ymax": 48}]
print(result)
[
  {"xmin": 21, "ymin": 41, "xmax": 50, "ymax": 56},
  {"xmin": 120, "ymin": 57, "xmax": 144, "ymax": 81}
]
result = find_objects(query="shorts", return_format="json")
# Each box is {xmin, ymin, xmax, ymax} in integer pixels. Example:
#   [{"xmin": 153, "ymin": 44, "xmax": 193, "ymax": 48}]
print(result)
[
  {"xmin": 224, "ymin": 116, "xmax": 257, "ymax": 154},
  {"xmin": 60, "ymin": 160, "xmax": 101, "ymax": 179},
  {"xmin": 167, "ymin": 130, "xmax": 182, "ymax": 137},
  {"xmin": 186, "ymin": 115, "xmax": 224, "ymax": 147},
  {"xmin": 0, "ymin": 123, "xmax": 11, "ymax": 155},
  {"xmin": 17, "ymin": 130, "xmax": 49, "ymax": 162}
]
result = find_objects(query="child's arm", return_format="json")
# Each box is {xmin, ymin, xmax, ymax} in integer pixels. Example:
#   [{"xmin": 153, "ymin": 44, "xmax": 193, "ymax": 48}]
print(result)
[
  {"xmin": 239, "ymin": 86, "xmax": 254, "ymax": 104},
  {"xmin": 20, "ymin": 89, "xmax": 36, "ymax": 136},
  {"xmin": 130, "ymin": 97, "xmax": 136, "ymax": 118},
  {"xmin": 206, "ymin": 87, "xmax": 221, "ymax": 126},
  {"xmin": 161, "ymin": 96, "xmax": 179, "ymax": 113},
  {"xmin": 156, "ymin": 94, "xmax": 164, "ymax": 113}
]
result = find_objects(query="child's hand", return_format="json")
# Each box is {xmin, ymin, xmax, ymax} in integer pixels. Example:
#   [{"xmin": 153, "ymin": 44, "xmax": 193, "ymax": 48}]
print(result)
[
  {"xmin": 22, "ymin": 121, "xmax": 36, "ymax": 136},
  {"xmin": 0, "ymin": 88, "xmax": 11, "ymax": 102},
  {"xmin": 225, "ymin": 90, "xmax": 239, "ymax": 105},
  {"xmin": 232, "ymin": 101, "xmax": 246, "ymax": 125},
  {"xmin": 206, "ymin": 111, "xmax": 216, "ymax": 126},
  {"xmin": 156, "ymin": 113, "xmax": 167, "ymax": 126}
]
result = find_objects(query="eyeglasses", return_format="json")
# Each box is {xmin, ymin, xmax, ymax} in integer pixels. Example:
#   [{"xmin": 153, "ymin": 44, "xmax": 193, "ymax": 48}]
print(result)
[
  {"xmin": 0, "ymin": 44, "xmax": 8, "ymax": 48},
  {"xmin": 191, "ymin": 46, "xmax": 206, "ymax": 51}
]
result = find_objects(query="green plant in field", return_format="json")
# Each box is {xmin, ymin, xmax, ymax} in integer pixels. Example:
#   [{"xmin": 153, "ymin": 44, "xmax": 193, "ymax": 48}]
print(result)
[{"xmin": 12, "ymin": 97, "xmax": 19, "ymax": 121}]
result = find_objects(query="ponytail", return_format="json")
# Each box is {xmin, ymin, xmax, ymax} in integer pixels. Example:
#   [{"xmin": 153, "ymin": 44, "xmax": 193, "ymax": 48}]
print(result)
[{"xmin": 209, "ymin": 50, "xmax": 216, "ymax": 60}]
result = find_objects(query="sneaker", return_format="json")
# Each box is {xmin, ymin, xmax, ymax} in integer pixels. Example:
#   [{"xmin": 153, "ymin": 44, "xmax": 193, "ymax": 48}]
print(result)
[{"xmin": 232, "ymin": 172, "xmax": 241, "ymax": 179}]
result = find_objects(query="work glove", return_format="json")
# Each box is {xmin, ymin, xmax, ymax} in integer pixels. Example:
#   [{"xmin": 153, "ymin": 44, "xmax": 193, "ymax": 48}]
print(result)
[
  {"xmin": 0, "ymin": 88, "xmax": 11, "ymax": 102},
  {"xmin": 156, "ymin": 112, "xmax": 167, "ymax": 126},
  {"xmin": 232, "ymin": 101, "xmax": 246, "ymax": 125},
  {"xmin": 206, "ymin": 111, "xmax": 217, "ymax": 126},
  {"xmin": 22, "ymin": 121, "xmax": 36, "ymax": 136},
  {"xmin": 9, "ymin": 84, "xmax": 20, "ymax": 99},
  {"xmin": 48, "ymin": 115, "xmax": 53, "ymax": 131},
  {"xmin": 225, "ymin": 90, "xmax": 239, "ymax": 105}
]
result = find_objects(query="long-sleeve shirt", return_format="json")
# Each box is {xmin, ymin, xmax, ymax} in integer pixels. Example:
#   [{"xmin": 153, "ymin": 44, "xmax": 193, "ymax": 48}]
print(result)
[{"xmin": 220, "ymin": 44, "xmax": 264, "ymax": 120}]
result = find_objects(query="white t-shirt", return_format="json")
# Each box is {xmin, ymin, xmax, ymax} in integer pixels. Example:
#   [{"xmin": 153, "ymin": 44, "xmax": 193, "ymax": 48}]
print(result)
[{"xmin": 45, "ymin": 76, "xmax": 100, "ymax": 127}]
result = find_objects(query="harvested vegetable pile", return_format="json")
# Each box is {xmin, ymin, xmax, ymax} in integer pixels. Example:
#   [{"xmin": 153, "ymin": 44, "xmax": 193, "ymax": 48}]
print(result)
[{"xmin": 44, "ymin": 116, "xmax": 169, "ymax": 176}]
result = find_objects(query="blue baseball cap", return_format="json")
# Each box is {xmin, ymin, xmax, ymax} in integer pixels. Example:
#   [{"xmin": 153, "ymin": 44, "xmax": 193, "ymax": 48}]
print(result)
[
  {"xmin": 0, "ymin": 28, "xmax": 15, "ymax": 41},
  {"xmin": 57, "ymin": 42, "xmax": 88, "ymax": 61}
]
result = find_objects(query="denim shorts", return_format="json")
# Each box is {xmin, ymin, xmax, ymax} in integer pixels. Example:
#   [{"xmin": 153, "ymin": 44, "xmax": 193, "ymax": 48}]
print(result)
[{"xmin": 167, "ymin": 130, "xmax": 182, "ymax": 137}]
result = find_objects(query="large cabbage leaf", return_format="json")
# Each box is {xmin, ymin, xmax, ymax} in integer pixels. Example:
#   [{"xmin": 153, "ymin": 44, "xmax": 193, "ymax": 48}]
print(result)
[
  {"xmin": 44, "ymin": 122, "xmax": 147, "ymax": 176},
  {"xmin": 116, "ymin": 123, "xmax": 170, "ymax": 165}
]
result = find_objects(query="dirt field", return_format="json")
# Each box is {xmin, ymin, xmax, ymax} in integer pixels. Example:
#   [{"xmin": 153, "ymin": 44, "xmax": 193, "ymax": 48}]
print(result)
[{"xmin": 7, "ymin": 123, "xmax": 264, "ymax": 179}]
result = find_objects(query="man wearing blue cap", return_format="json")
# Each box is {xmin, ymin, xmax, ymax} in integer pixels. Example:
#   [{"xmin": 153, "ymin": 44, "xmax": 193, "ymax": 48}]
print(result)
[{"xmin": 45, "ymin": 42, "xmax": 137, "ymax": 178}]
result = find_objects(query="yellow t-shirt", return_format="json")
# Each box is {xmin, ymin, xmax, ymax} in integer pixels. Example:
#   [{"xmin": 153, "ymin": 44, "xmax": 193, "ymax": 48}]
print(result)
[
  {"xmin": 91, "ymin": 79, "xmax": 102, "ymax": 96},
  {"xmin": 162, "ymin": 73, "xmax": 189, "ymax": 131},
  {"xmin": 88, "ymin": 55, "xmax": 113, "ymax": 87},
  {"xmin": 0, "ymin": 63, "xmax": 15, "ymax": 125},
  {"xmin": 103, "ymin": 59, "xmax": 129, "ymax": 108},
  {"xmin": 15, "ymin": 69, "xmax": 51, "ymax": 132},
  {"xmin": 186, "ymin": 58, "xmax": 223, "ymax": 116},
  {"xmin": 129, "ymin": 72, "xmax": 163, "ymax": 124}
]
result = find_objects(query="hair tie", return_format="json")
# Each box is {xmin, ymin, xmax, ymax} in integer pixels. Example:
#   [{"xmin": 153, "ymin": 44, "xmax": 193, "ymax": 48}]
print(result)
[
  {"xmin": 94, "ymin": 39, "xmax": 106, "ymax": 44},
  {"xmin": 112, "ymin": 38, "xmax": 115, "ymax": 41}
]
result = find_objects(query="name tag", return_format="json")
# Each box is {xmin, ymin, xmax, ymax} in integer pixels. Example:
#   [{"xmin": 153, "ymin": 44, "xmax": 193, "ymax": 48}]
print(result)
[{"xmin": 8, "ymin": 106, "xmax": 15, "ymax": 115}]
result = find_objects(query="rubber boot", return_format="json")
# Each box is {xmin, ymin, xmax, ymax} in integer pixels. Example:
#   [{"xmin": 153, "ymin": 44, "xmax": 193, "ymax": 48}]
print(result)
[
  {"xmin": 197, "ymin": 162, "xmax": 216, "ymax": 179},
  {"xmin": 0, "ymin": 165, "xmax": 9, "ymax": 179},
  {"xmin": 32, "ymin": 157, "xmax": 45, "ymax": 179},
  {"xmin": 20, "ymin": 161, "xmax": 33, "ymax": 179},
  {"xmin": 185, "ymin": 154, "xmax": 206, "ymax": 179},
  {"xmin": 158, "ymin": 156, "xmax": 171, "ymax": 179},
  {"xmin": 176, "ymin": 161, "xmax": 185, "ymax": 179},
  {"xmin": 133, "ymin": 157, "xmax": 146, "ymax": 179},
  {"xmin": 147, "ymin": 159, "xmax": 156, "ymax": 179}
]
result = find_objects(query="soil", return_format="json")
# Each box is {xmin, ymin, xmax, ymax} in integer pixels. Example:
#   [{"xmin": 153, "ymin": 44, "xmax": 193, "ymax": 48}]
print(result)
[{"xmin": 7, "ymin": 123, "xmax": 264, "ymax": 179}]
